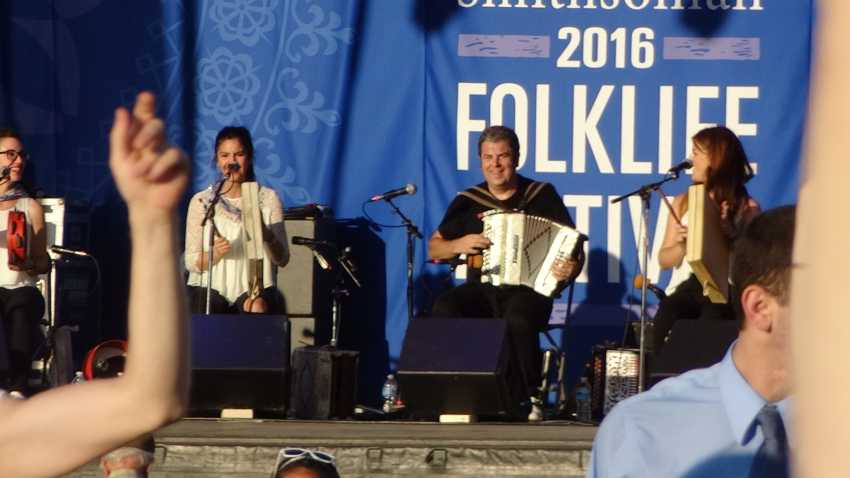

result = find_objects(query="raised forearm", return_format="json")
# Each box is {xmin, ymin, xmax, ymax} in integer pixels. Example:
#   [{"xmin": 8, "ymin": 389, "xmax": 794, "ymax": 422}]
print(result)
[{"xmin": 124, "ymin": 208, "xmax": 189, "ymax": 421}]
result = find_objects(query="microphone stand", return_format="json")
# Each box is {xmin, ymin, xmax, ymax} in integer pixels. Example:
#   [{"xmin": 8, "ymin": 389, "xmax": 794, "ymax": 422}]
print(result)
[
  {"xmin": 330, "ymin": 247, "xmax": 361, "ymax": 348},
  {"xmin": 291, "ymin": 242, "xmax": 362, "ymax": 348},
  {"xmin": 384, "ymin": 197, "xmax": 422, "ymax": 325},
  {"xmin": 611, "ymin": 171, "xmax": 683, "ymax": 392},
  {"xmin": 201, "ymin": 177, "xmax": 228, "ymax": 314}
]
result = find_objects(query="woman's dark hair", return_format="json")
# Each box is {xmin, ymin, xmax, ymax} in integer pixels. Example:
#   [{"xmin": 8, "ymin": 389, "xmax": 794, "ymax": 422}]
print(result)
[
  {"xmin": 692, "ymin": 125, "xmax": 754, "ymax": 216},
  {"xmin": 214, "ymin": 126, "xmax": 256, "ymax": 181}
]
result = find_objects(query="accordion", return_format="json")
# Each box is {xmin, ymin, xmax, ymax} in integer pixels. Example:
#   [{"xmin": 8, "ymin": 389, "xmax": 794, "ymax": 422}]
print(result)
[{"xmin": 480, "ymin": 210, "xmax": 586, "ymax": 297}]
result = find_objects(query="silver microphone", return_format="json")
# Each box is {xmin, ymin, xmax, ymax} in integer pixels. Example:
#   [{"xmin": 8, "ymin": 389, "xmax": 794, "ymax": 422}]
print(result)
[
  {"xmin": 368, "ymin": 183, "xmax": 417, "ymax": 202},
  {"xmin": 311, "ymin": 250, "xmax": 330, "ymax": 270},
  {"xmin": 50, "ymin": 245, "xmax": 90, "ymax": 257}
]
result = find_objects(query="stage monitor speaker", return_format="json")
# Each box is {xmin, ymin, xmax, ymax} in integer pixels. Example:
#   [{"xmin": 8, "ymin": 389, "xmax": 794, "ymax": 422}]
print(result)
[
  {"xmin": 190, "ymin": 314, "xmax": 289, "ymax": 415},
  {"xmin": 649, "ymin": 319, "xmax": 738, "ymax": 386},
  {"xmin": 277, "ymin": 218, "xmax": 335, "ymax": 317},
  {"xmin": 289, "ymin": 346, "xmax": 359, "ymax": 419},
  {"xmin": 397, "ymin": 318, "xmax": 523, "ymax": 419}
]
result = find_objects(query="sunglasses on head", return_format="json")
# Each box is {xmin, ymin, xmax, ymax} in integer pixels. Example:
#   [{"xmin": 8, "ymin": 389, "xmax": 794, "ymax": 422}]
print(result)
[{"xmin": 273, "ymin": 448, "xmax": 336, "ymax": 475}]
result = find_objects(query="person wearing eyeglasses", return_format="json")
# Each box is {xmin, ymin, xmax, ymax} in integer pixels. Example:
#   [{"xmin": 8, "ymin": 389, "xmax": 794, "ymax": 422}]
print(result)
[
  {"xmin": 0, "ymin": 128, "xmax": 50, "ymax": 398},
  {"xmin": 0, "ymin": 92, "xmax": 190, "ymax": 477},
  {"xmin": 271, "ymin": 447, "xmax": 340, "ymax": 478}
]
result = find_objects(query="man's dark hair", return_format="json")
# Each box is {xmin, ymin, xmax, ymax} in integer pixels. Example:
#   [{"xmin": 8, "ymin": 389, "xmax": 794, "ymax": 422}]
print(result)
[
  {"xmin": 0, "ymin": 128, "xmax": 22, "ymax": 141},
  {"xmin": 275, "ymin": 458, "xmax": 340, "ymax": 478},
  {"xmin": 477, "ymin": 125, "xmax": 520, "ymax": 165},
  {"xmin": 731, "ymin": 205, "xmax": 796, "ymax": 327}
]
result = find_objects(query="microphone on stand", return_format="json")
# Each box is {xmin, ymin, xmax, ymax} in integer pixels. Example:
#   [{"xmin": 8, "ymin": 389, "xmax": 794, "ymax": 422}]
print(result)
[
  {"xmin": 311, "ymin": 250, "xmax": 330, "ymax": 270},
  {"xmin": 667, "ymin": 160, "xmax": 693, "ymax": 176},
  {"xmin": 633, "ymin": 274, "xmax": 667, "ymax": 300},
  {"xmin": 291, "ymin": 236, "xmax": 333, "ymax": 270},
  {"xmin": 368, "ymin": 183, "xmax": 417, "ymax": 202},
  {"xmin": 50, "ymin": 245, "xmax": 91, "ymax": 258}
]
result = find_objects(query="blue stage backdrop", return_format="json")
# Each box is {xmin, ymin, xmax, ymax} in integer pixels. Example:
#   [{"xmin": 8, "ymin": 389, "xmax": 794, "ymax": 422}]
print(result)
[{"xmin": 1, "ymin": 1, "xmax": 812, "ymax": 403}]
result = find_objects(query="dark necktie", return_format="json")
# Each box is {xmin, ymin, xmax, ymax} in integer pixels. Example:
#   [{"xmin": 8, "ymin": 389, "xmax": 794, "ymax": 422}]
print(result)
[{"xmin": 749, "ymin": 404, "xmax": 790, "ymax": 478}]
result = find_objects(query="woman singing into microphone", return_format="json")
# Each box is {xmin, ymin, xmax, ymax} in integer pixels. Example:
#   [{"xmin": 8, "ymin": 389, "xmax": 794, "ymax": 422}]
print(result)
[
  {"xmin": 0, "ymin": 128, "xmax": 49, "ymax": 397},
  {"xmin": 652, "ymin": 126, "xmax": 760, "ymax": 354},
  {"xmin": 185, "ymin": 127, "xmax": 289, "ymax": 314}
]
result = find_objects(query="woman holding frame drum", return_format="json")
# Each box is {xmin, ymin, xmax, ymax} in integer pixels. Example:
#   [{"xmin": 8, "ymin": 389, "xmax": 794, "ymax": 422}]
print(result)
[
  {"xmin": 653, "ymin": 126, "xmax": 761, "ymax": 354},
  {"xmin": 184, "ymin": 126, "xmax": 289, "ymax": 314}
]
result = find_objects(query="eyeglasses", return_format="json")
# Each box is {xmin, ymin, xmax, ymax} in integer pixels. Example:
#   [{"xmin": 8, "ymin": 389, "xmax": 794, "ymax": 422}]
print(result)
[
  {"xmin": 0, "ymin": 149, "xmax": 30, "ymax": 162},
  {"xmin": 273, "ymin": 448, "xmax": 336, "ymax": 475}
]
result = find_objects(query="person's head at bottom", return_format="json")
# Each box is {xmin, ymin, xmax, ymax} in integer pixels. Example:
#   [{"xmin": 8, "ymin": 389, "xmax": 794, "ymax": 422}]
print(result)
[{"xmin": 272, "ymin": 448, "xmax": 340, "ymax": 478}]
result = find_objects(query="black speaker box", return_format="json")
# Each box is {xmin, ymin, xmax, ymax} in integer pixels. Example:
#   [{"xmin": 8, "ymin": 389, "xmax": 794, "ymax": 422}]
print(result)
[
  {"xmin": 397, "ymin": 318, "xmax": 523, "ymax": 419},
  {"xmin": 289, "ymin": 346, "xmax": 359, "ymax": 419},
  {"xmin": 277, "ymin": 218, "xmax": 335, "ymax": 317},
  {"xmin": 190, "ymin": 314, "xmax": 289, "ymax": 415},
  {"xmin": 650, "ymin": 319, "xmax": 738, "ymax": 386}
]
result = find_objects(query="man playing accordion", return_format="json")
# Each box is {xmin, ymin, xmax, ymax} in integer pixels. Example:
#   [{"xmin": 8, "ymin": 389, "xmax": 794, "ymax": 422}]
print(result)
[{"xmin": 428, "ymin": 125, "xmax": 583, "ymax": 421}]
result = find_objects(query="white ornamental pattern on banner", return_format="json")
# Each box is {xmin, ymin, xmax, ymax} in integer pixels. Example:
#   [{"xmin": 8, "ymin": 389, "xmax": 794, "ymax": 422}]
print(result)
[{"xmin": 153, "ymin": 0, "xmax": 353, "ymax": 203}]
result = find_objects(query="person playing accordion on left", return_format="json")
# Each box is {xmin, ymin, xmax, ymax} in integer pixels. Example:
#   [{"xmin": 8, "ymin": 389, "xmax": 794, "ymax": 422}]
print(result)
[{"xmin": 0, "ymin": 128, "xmax": 49, "ymax": 398}]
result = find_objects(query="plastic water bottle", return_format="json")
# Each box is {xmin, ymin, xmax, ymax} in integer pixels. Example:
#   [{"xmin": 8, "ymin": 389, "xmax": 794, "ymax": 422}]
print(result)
[
  {"xmin": 381, "ymin": 374, "xmax": 398, "ymax": 413},
  {"xmin": 575, "ymin": 377, "xmax": 592, "ymax": 422}
]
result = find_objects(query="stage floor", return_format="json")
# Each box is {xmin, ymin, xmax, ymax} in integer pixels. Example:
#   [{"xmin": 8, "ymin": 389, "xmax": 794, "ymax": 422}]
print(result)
[{"xmin": 68, "ymin": 418, "xmax": 598, "ymax": 477}]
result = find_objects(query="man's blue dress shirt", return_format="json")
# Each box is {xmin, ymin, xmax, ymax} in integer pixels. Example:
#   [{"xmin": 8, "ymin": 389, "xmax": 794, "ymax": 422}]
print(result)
[{"xmin": 588, "ymin": 343, "xmax": 791, "ymax": 478}]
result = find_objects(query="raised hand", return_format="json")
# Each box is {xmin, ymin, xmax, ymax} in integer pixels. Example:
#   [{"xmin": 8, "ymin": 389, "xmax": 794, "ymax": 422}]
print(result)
[{"xmin": 109, "ymin": 92, "xmax": 189, "ymax": 216}]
